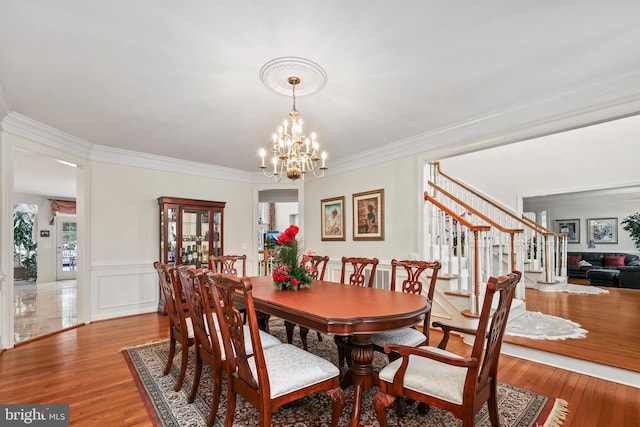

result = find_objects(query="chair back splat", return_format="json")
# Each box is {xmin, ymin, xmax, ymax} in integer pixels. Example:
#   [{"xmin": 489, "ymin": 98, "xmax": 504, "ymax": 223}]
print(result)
[
  {"xmin": 374, "ymin": 270, "xmax": 522, "ymax": 427},
  {"xmin": 340, "ymin": 256, "xmax": 379, "ymax": 287},
  {"xmin": 208, "ymin": 273, "xmax": 345, "ymax": 427},
  {"xmin": 209, "ymin": 254, "xmax": 247, "ymax": 276}
]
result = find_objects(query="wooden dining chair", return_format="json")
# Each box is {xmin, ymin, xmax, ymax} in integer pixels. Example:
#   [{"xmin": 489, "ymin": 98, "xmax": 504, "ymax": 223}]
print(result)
[
  {"xmin": 178, "ymin": 267, "xmax": 224, "ymax": 427},
  {"xmin": 208, "ymin": 273, "xmax": 345, "ymax": 427},
  {"xmin": 284, "ymin": 255, "xmax": 329, "ymax": 350},
  {"xmin": 178, "ymin": 268, "xmax": 282, "ymax": 426},
  {"xmin": 209, "ymin": 254, "xmax": 246, "ymax": 276},
  {"xmin": 153, "ymin": 261, "xmax": 195, "ymax": 392},
  {"xmin": 340, "ymin": 256, "xmax": 379, "ymax": 287},
  {"xmin": 372, "ymin": 259, "xmax": 441, "ymax": 361},
  {"xmin": 336, "ymin": 256, "xmax": 379, "ymax": 366},
  {"xmin": 260, "ymin": 249, "xmax": 277, "ymax": 276},
  {"xmin": 374, "ymin": 271, "xmax": 522, "ymax": 426}
]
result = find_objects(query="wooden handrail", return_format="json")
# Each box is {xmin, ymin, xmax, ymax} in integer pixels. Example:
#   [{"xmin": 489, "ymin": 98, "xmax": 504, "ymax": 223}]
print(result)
[
  {"xmin": 429, "ymin": 183, "xmax": 523, "ymax": 234},
  {"xmin": 431, "ymin": 161, "xmax": 553, "ymax": 235},
  {"xmin": 424, "ymin": 193, "xmax": 490, "ymax": 232}
]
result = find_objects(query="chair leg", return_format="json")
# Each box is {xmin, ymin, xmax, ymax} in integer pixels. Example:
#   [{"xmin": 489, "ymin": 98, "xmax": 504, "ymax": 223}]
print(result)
[
  {"xmin": 207, "ymin": 365, "xmax": 223, "ymax": 427},
  {"xmin": 488, "ymin": 380, "xmax": 500, "ymax": 426},
  {"xmin": 164, "ymin": 335, "xmax": 176, "ymax": 376},
  {"xmin": 316, "ymin": 331, "xmax": 323, "ymax": 342},
  {"xmin": 327, "ymin": 387, "xmax": 346, "ymax": 427},
  {"xmin": 284, "ymin": 320, "xmax": 296, "ymax": 344},
  {"xmin": 299, "ymin": 326, "xmax": 310, "ymax": 351},
  {"xmin": 225, "ymin": 390, "xmax": 237, "ymax": 427},
  {"xmin": 373, "ymin": 392, "xmax": 395, "ymax": 427},
  {"xmin": 188, "ymin": 352, "xmax": 202, "ymax": 403},
  {"xmin": 175, "ymin": 344, "xmax": 189, "ymax": 391}
]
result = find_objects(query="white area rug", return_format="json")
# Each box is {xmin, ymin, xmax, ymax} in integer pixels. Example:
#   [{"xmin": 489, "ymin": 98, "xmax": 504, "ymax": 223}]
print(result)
[
  {"xmin": 537, "ymin": 284, "xmax": 609, "ymax": 294},
  {"xmin": 506, "ymin": 311, "xmax": 588, "ymax": 340}
]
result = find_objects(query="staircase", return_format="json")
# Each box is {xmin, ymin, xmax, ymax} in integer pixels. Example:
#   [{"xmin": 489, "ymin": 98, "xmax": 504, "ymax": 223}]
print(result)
[{"xmin": 424, "ymin": 161, "xmax": 570, "ymax": 336}]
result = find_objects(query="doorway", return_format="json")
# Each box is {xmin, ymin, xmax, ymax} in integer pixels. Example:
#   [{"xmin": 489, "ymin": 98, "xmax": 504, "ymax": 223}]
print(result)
[{"xmin": 56, "ymin": 216, "xmax": 77, "ymax": 280}]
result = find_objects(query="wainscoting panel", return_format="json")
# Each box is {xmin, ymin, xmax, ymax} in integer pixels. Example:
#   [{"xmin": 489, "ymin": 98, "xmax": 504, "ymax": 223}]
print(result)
[{"xmin": 91, "ymin": 262, "xmax": 158, "ymax": 321}]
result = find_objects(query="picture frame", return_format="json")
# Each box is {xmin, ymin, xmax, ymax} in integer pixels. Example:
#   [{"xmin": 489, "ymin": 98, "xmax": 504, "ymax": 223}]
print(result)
[
  {"xmin": 352, "ymin": 189, "xmax": 384, "ymax": 241},
  {"xmin": 554, "ymin": 219, "xmax": 580, "ymax": 243},
  {"xmin": 320, "ymin": 196, "xmax": 346, "ymax": 241},
  {"xmin": 587, "ymin": 217, "xmax": 618, "ymax": 244}
]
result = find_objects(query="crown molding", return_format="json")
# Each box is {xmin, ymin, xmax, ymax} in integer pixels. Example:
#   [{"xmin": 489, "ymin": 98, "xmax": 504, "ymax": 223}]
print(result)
[
  {"xmin": 1, "ymin": 112, "xmax": 94, "ymax": 158},
  {"xmin": 90, "ymin": 145, "xmax": 255, "ymax": 183},
  {"xmin": 330, "ymin": 65, "xmax": 640, "ymax": 175}
]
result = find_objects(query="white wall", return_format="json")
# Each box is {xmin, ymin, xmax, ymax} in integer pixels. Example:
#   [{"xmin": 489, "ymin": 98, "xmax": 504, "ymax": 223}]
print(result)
[
  {"xmin": 89, "ymin": 161, "xmax": 255, "ymax": 320},
  {"xmin": 303, "ymin": 156, "xmax": 422, "ymax": 281}
]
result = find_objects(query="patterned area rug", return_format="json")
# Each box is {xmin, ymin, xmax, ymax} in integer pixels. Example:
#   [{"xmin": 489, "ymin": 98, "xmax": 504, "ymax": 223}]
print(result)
[
  {"xmin": 123, "ymin": 320, "xmax": 568, "ymax": 426},
  {"xmin": 506, "ymin": 311, "xmax": 588, "ymax": 340}
]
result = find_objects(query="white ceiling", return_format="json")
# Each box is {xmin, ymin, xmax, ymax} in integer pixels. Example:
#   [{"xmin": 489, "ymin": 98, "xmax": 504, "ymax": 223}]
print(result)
[{"xmin": 3, "ymin": 1, "xmax": 640, "ymax": 191}]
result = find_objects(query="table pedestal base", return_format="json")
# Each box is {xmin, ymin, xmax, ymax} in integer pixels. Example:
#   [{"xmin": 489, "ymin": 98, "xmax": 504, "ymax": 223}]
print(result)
[{"xmin": 339, "ymin": 334, "xmax": 374, "ymax": 427}]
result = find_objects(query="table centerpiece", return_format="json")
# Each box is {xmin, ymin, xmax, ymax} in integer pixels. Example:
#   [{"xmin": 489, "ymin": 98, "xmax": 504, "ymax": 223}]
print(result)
[{"xmin": 272, "ymin": 225, "xmax": 315, "ymax": 290}]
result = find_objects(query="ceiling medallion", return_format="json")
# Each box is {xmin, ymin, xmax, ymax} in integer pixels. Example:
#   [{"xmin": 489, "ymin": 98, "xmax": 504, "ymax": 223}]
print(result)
[{"xmin": 259, "ymin": 57, "xmax": 327, "ymax": 96}]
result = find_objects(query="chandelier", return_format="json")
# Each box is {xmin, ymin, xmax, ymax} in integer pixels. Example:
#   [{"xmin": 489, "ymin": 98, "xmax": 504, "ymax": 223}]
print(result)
[{"xmin": 259, "ymin": 75, "xmax": 327, "ymax": 181}]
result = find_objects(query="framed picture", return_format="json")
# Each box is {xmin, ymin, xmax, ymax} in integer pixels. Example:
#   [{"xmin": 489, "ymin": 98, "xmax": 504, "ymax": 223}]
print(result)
[
  {"xmin": 352, "ymin": 189, "xmax": 384, "ymax": 241},
  {"xmin": 554, "ymin": 219, "xmax": 580, "ymax": 243},
  {"xmin": 587, "ymin": 217, "xmax": 618, "ymax": 244},
  {"xmin": 320, "ymin": 196, "xmax": 345, "ymax": 241}
]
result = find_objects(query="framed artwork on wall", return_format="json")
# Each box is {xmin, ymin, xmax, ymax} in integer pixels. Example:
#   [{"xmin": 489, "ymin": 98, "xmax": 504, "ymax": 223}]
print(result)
[
  {"xmin": 352, "ymin": 189, "xmax": 384, "ymax": 241},
  {"xmin": 320, "ymin": 196, "xmax": 345, "ymax": 241},
  {"xmin": 554, "ymin": 219, "xmax": 580, "ymax": 243},
  {"xmin": 587, "ymin": 217, "xmax": 618, "ymax": 244}
]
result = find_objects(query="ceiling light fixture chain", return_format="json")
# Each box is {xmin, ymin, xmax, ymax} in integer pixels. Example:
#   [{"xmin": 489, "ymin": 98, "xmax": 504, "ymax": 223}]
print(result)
[{"xmin": 259, "ymin": 75, "xmax": 327, "ymax": 182}]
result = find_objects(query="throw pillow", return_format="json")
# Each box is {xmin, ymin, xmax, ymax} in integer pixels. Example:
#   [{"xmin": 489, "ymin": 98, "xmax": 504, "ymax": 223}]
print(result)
[
  {"xmin": 603, "ymin": 255, "xmax": 626, "ymax": 267},
  {"xmin": 567, "ymin": 255, "xmax": 581, "ymax": 266},
  {"xmin": 578, "ymin": 260, "xmax": 592, "ymax": 267}
]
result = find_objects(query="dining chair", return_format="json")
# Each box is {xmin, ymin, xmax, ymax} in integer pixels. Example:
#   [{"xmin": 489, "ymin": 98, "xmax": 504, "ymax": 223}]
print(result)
[
  {"xmin": 336, "ymin": 256, "xmax": 379, "ymax": 366},
  {"xmin": 260, "ymin": 249, "xmax": 277, "ymax": 276},
  {"xmin": 153, "ymin": 261, "xmax": 195, "ymax": 392},
  {"xmin": 373, "ymin": 271, "xmax": 522, "ymax": 426},
  {"xmin": 178, "ymin": 268, "xmax": 282, "ymax": 426},
  {"xmin": 209, "ymin": 254, "xmax": 246, "ymax": 276},
  {"xmin": 178, "ymin": 267, "xmax": 224, "ymax": 427},
  {"xmin": 284, "ymin": 255, "xmax": 329, "ymax": 350},
  {"xmin": 209, "ymin": 254, "xmax": 250, "ymax": 324},
  {"xmin": 340, "ymin": 256, "xmax": 379, "ymax": 287},
  {"xmin": 371, "ymin": 259, "xmax": 441, "ymax": 361},
  {"xmin": 208, "ymin": 273, "xmax": 345, "ymax": 427}
]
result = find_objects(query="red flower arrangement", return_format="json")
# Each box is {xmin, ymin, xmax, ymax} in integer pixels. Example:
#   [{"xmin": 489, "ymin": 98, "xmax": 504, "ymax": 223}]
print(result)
[{"xmin": 272, "ymin": 225, "xmax": 314, "ymax": 290}]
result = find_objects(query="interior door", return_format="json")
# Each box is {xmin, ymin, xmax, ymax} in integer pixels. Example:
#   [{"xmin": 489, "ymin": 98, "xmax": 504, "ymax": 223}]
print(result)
[{"xmin": 56, "ymin": 216, "xmax": 77, "ymax": 280}]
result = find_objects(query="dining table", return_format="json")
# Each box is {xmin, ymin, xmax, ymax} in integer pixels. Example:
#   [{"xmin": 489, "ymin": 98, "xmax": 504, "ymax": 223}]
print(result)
[{"xmin": 246, "ymin": 275, "xmax": 430, "ymax": 427}]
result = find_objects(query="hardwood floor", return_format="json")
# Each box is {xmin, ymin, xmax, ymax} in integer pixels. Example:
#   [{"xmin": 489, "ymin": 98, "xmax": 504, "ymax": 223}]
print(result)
[
  {"xmin": 505, "ymin": 282, "xmax": 640, "ymax": 373},
  {"xmin": 1, "ymin": 310, "xmax": 639, "ymax": 426}
]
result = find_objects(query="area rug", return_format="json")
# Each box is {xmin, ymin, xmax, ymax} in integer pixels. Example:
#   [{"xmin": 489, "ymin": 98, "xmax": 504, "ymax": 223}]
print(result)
[
  {"xmin": 123, "ymin": 321, "xmax": 568, "ymax": 426},
  {"xmin": 536, "ymin": 284, "xmax": 609, "ymax": 295},
  {"xmin": 506, "ymin": 311, "xmax": 588, "ymax": 340}
]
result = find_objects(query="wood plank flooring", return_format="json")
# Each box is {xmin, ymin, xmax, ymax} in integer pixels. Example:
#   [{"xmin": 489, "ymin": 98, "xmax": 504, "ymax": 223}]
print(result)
[
  {"xmin": 1, "ymin": 308, "xmax": 639, "ymax": 426},
  {"xmin": 505, "ymin": 282, "xmax": 640, "ymax": 373}
]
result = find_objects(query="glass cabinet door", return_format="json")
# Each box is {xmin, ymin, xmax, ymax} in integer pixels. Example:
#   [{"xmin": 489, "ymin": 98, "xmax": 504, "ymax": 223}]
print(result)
[{"xmin": 180, "ymin": 207, "xmax": 211, "ymax": 269}]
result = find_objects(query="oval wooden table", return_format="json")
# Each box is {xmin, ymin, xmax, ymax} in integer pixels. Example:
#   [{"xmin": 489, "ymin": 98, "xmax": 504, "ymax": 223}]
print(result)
[{"xmin": 247, "ymin": 276, "xmax": 429, "ymax": 426}]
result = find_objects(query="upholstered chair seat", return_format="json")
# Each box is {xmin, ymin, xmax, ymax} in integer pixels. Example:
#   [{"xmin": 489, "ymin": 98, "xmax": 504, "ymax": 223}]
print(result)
[
  {"xmin": 378, "ymin": 345, "xmax": 466, "ymax": 404},
  {"xmin": 371, "ymin": 327, "xmax": 428, "ymax": 349},
  {"xmin": 248, "ymin": 343, "xmax": 341, "ymax": 399}
]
